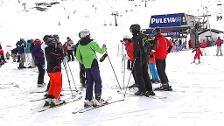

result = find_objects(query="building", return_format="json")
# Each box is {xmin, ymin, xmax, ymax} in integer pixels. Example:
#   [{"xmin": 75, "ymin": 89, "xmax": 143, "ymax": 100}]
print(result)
[{"xmin": 198, "ymin": 29, "xmax": 223, "ymax": 46}]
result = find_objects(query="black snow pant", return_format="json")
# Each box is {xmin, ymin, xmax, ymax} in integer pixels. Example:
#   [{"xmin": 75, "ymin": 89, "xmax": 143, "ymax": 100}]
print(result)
[
  {"xmin": 156, "ymin": 59, "xmax": 169, "ymax": 84},
  {"xmin": 67, "ymin": 50, "xmax": 74, "ymax": 61},
  {"xmin": 134, "ymin": 59, "xmax": 153, "ymax": 92},
  {"xmin": 37, "ymin": 64, "xmax": 45, "ymax": 84},
  {"xmin": 79, "ymin": 63, "xmax": 86, "ymax": 87}
]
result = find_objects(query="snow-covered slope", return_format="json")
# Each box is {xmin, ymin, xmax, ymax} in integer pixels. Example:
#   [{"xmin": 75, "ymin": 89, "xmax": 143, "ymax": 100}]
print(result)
[
  {"xmin": 1, "ymin": 46, "xmax": 224, "ymax": 126},
  {"xmin": 1, "ymin": 0, "xmax": 224, "ymax": 126}
]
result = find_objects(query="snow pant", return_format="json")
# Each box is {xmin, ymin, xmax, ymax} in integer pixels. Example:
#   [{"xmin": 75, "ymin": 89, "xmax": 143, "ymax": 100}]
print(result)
[
  {"xmin": 131, "ymin": 61, "xmax": 137, "ymax": 85},
  {"xmin": 79, "ymin": 63, "xmax": 86, "ymax": 87},
  {"xmin": 134, "ymin": 59, "xmax": 153, "ymax": 92},
  {"xmin": 18, "ymin": 53, "xmax": 25, "ymax": 68},
  {"xmin": 216, "ymin": 46, "xmax": 223, "ymax": 56},
  {"xmin": 149, "ymin": 63, "xmax": 160, "ymax": 81},
  {"xmin": 25, "ymin": 53, "xmax": 34, "ymax": 67},
  {"xmin": 37, "ymin": 64, "xmax": 45, "ymax": 84},
  {"xmin": 67, "ymin": 50, "xmax": 74, "ymax": 61},
  {"xmin": 194, "ymin": 54, "xmax": 201, "ymax": 61},
  {"xmin": 48, "ymin": 72, "xmax": 62, "ymax": 100},
  {"xmin": 11, "ymin": 54, "xmax": 17, "ymax": 62},
  {"xmin": 85, "ymin": 65, "xmax": 102, "ymax": 101},
  {"xmin": 156, "ymin": 59, "xmax": 169, "ymax": 85}
]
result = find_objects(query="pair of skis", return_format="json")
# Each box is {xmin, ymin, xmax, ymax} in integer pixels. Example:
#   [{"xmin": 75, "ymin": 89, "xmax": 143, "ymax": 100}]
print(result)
[
  {"xmin": 37, "ymin": 96, "xmax": 83, "ymax": 112},
  {"xmin": 72, "ymin": 98, "xmax": 125, "ymax": 114}
]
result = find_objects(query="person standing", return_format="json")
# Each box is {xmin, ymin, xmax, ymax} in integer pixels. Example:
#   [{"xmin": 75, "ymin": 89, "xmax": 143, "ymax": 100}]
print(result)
[
  {"xmin": 153, "ymin": 28, "xmax": 173, "ymax": 91},
  {"xmin": 44, "ymin": 35, "xmax": 64, "ymax": 106},
  {"xmin": 32, "ymin": 39, "xmax": 46, "ymax": 87},
  {"xmin": 129, "ymin": 24, "xmax": 155, "ymax": 96},
  {"xmin": 76, "ymin": 29, "xmax": 106, "ymax": 107},
  {"xmin": 149, "ymin": 51, "xmax": 160, "ymax": 83},
  {"xmin": 215, "ymin": 37, "xmax": 223, "ymax": 56},
  {"xmin": 122, "ymin": 36, "xmax": 137, "ymax": 88},
  {"xmin": 0, "ymin": 44, "xmax": 6, "ymax": 66},
  {"xmin": 74, "ymin": 41, "xmax": 87, "ymax": 88},
  {"xmin": 16, "ymin": 38, "xmax": 26, "ymax": 69},
  {"xmin": 25, "ymin": 39, "xmax": 35, "ymax": 68},
  {"xmin": 65, "ymin": 37, "xmax": 75, "ymax": 61},
  {"xmin": 199, "ymin": 39, "xmax": 208, "ymax": 56},
  {"xmin": 192, "ymin": 46, "xmax": 202, "ymax": 64}
]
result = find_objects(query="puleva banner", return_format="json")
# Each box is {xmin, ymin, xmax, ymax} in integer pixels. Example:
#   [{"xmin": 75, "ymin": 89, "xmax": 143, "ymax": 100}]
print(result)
[{"xmin": 150, "ymin": 13, "xmax": 185, "ymax": 28}]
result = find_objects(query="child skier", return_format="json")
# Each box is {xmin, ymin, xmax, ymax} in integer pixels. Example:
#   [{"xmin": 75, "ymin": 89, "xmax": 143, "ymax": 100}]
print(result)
[
  {"xmin": 122, "ymin": 36, "xmax": 137, "ymax": 88},
  {"xmin": 192, "ymin": 46, "xmax": 202, "ymax": 64},
  {"xmin": 149, "ymin": 51, "xmax": 160, "ymax": 83},
  {"xmin": 75, "ymin": 29, "xmax": 107, "ymax": 107},
  {"xmin": 43, "ymin": 35, "xmax": 65, "ymax": 106}
]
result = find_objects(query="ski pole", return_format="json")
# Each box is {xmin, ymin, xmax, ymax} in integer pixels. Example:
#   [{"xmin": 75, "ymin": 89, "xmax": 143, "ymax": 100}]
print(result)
[
  {"xmin": 122, "ymin": 54, "xmax": 126, "ymax": 89},
  {"xmin": 123, "ymin": 60, "xmax": 136, "ymax": 98},
  {"xmin": 106, "ymin": 51, "xmax": 122, "ymax": 90},
  {"xmin": 65, "ymin": 60, "xmax": 78, "ymax": 91},
  {"xmin": 62, "ymin": 60, "xmax": 75, "ymax": 97}
]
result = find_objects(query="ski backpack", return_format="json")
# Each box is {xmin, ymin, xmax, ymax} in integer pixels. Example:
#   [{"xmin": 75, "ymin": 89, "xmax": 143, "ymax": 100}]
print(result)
[{"xmin": 140, "ymin": 33, "xmax": 156, "ymax": 55}]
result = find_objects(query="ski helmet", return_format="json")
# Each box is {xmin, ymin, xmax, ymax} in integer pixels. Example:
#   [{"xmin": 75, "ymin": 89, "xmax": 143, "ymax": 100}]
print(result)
[
  {"xmin": 129, "ymin": 24, "xmax": 141, "ymax": 34},
  {"xmin": 79, "ymin": 29, "xmax": 90, "ymax": 39},
  {"xmin": 43, "ymin": 35, "xmax": 56, "ymax": 47}
]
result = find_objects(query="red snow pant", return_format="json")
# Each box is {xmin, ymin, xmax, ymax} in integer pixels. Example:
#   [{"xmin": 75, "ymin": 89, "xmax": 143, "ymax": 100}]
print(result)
[
  {"xmin": 48, "ymin": 72, "xmax": 62, "ymax": 100},
  {"xmin": 194, "ymin": 54, "xmax": 201, "ymax": 60}
]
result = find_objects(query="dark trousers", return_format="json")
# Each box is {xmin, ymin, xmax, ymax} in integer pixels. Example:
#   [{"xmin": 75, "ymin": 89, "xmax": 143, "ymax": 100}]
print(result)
[
  {"xmin": 156, "ymin": 59, "xmax": 169, "ymax": 84},
  {"xmin": 134, "ymin": 59, "xmax": 152, "ymax": 92},
  {"xmin": 79, "ymin": 63, "xmax": 86, "ymax": 87},
  {"xmin": 85, "ymin": 65, "xmax": 102, "ymax": 101},
  {"xmin": 67, "ymin": 50, "xmax": 74, "ymax": 61},
  {"xmin": 37, "ymin": 64, "xmax": 45, "ymax": 84}
]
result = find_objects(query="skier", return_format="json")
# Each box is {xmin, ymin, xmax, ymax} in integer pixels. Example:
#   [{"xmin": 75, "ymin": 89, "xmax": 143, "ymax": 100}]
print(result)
[
  {"xmin": 199, "ymin": 39, "xmax": 208, "ymax": 56},
  {"xmin": 74, "ymin": 41, "xmax": 86, "ymax": 88},
  {"xmin": 122, "ymin": 36, "xmax": 137, "ymax": 88},
  {"xmin": 192, "ymin": 46, "xmax": 202, "ymax": 64},
  {"xmin": 0, "ymin": 44, "xmax": 6, "ymax": 66},
  {"xmin": 32, "ymin": 39, "xmax": 46, "ymax": 88},
  {"xmin": 25, "ymin": 39, "xmax": 35, "ymax": 68},
  {"xmin": 153, "ymin": 28, "xmax": 173, "ymax": 91},
  {"xmin": 215, "ymin": 37, "xmax": 223, "ymax": 56},
  {"xmin": 6, "ymin": 51, "xmax": 10, "ymax": 60},
  {"xmin": 11, "ymin": 48, "xmax": 18, "ymax": 62},
  {"xmin": 65, "ymin": 37, "xmax": 75, "ymax": 62},
  {"xmin": 44, "ymin": 35, "xmax": 65, "ymax": 106},
  {"xmin": 149, "ymin": 51, "xmax": 160, "ymax": 83},
  {"xmin": 75, "ymin": 29, "xmax": 107, "ymax": 107},
  {"xmin": 16, "ymin": 38, "xmax": 26, "ymax": 69},
  {"xmin": 129, "ymin": 24, "xmax": 155, "ymax": 96}
]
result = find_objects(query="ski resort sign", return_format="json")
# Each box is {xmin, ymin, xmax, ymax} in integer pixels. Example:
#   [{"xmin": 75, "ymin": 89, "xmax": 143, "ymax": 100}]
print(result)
[{"xmin": 150, "ymin": 13, "xmax": 186, "ymax": 28}]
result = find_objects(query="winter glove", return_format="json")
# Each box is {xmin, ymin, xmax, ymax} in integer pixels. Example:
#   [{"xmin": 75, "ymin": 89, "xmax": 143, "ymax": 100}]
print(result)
[{"xmin": 100, "ymin": 53, "xmax": 108, "ymax": 62}]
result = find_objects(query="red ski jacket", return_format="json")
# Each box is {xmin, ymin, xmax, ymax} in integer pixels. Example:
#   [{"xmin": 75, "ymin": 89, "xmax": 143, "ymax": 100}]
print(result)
[
  {"xmin": 0, "ymin": 49, "xmax": 4, "ymax": 55},
  {"xmin": 192, "ymin": 48, "xmax": 202, "ymax": 56},
  {"xmin": 199, "ymin": 41, "xmax": 208, "ymax": 48},
  {"xmin": 215, "ymin": 38, "xmax": 223, "ymax": 47},
  {"xmin": 124, "ymin": 39, "xmax": 135, "ymax": 62},
  {"xmin": 154, "ymin": 34, "xmax": 173, "ymax": 60}
]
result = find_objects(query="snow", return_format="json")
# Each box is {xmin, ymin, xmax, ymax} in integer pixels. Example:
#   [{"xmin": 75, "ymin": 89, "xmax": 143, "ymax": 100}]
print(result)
[{"xmin": 1, "ymin": 0, "xmax": 224, "ymax": 126}]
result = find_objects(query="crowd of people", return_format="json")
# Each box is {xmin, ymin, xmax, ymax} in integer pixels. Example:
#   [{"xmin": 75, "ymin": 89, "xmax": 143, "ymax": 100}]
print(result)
[{"xmin": 0, "ymin": 24, "xmax": 223, "ymax": 108}]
